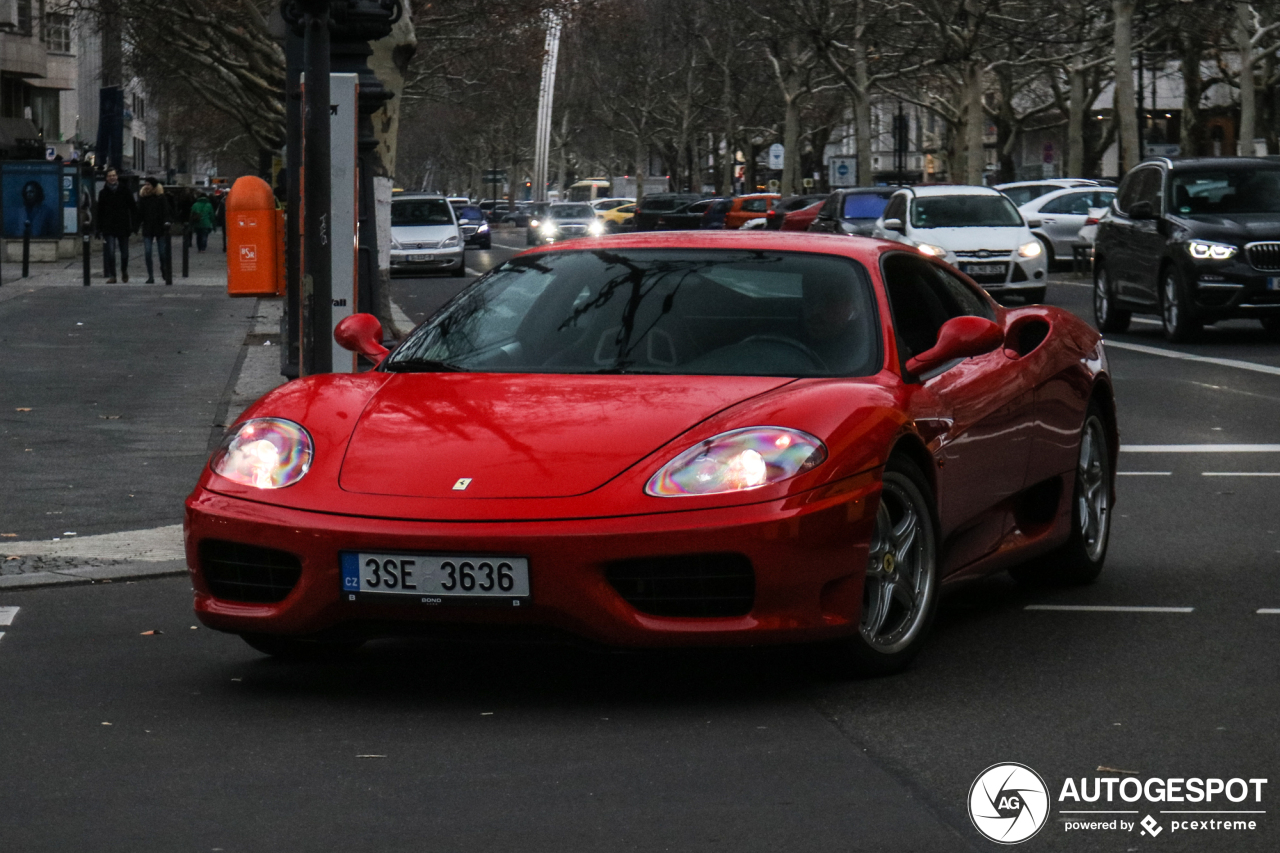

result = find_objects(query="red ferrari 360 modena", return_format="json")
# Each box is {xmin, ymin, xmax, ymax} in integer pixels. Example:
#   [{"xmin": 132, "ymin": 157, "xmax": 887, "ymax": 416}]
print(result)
[{"xmin": 185, "ymin": 231, "xmax": 1117, "ymax": 674}]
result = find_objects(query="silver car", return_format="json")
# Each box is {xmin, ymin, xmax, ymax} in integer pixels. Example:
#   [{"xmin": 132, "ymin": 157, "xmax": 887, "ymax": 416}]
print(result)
[
  {"xmin": 390, "ymin": 194, "xmax": 465, "ymax": 277},
  {"xmin": 1018, "ymin": 187, "xmax": 1117, "ymax": 264},
  {"xmin": 531, "ymin": 203, "xmax": 606, "ymax": 245}
]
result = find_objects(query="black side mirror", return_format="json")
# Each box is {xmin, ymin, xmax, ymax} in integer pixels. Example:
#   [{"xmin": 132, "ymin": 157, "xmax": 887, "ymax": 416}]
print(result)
[{"xmin": 1128, "ymin": 200, "xmax": 1155, "ymax": 220}]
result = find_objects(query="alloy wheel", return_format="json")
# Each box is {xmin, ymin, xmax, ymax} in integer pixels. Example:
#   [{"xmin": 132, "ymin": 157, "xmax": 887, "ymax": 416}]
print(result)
[
  {"xmin": 1162, "ymin": 273, "xmax": 1180, "ymax": 335},
  {"xmin": 861, "ymin": 476, "xmax": 936, "ymax": 653},
  {"xmin": 1076, "ymin": 415, "xmax": 1110, "ymax": 562}
]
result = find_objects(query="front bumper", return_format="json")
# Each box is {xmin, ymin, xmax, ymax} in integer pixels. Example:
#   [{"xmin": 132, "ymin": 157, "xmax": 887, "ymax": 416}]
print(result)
[
  {"xmin": 184, "ymin": 475, "xmax": 879, "ymax": 648},
  {"xmin": 389, "ymin": 248, "xmax": 464, "ymax": 273},
  {"xmin": 951, "ymin": 254, "xmax": 1047, "ymax": 294},
  {"xmin": 1176, "ymin": 254, "xmax": 1280, "ymax": 319}
]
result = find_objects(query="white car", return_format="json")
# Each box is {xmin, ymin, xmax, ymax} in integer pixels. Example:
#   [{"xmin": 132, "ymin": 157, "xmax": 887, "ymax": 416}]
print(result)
[
  {"xmin": 1018, "ymin": 186, "xmax": 1117, "ymax": 264},
  {"xmin": 994, "ymin": 178, "xmax": 1103, "ymax": 207},
  {"xmin": 589, "ymin": 197, "xmax": 635, "ymax": 214},
  {"xmin": 1075, "ymin": 207, "xmax": 1109, "ymax": 249},
  {"xmin": 874, "ymin": 185, "xmax": 1048, "ymax": 301},
  {"xmin": 390, "ymin": 194, "xmax": 466, "ymax": 278}
]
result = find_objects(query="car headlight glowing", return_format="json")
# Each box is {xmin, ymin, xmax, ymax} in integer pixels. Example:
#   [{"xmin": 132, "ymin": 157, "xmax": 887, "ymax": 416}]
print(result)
[
  {"xmin": 1017, "ymin": 240, "xmax": 1043, "ymax": 258},
  {"xmin": 530, "ymin": 218, "xmax": 541, "ymax": 229},
  {"xmin": 442, "ymin": 235, "xmax": 460, "ymax": 248},
  {"xmin": 916, "ymin": 243, "xmax": 947, "ymax": 258},
  {"xmin": 211, "ymin": 418, "xmax": 313, "ymax": 489},
  {"xmin": 588, "ymin": 220, "xmax": 606, "ymax": 236},
  {"xmin": 1187, "ymin": 240, "xmax": 1237, "ymax": 260},
  {"xmin": 478, "ymin": 222, "xmax": 489, "ymax": 232},
  {"xmin": 645, "ymin": 427, "xmax": 827, "ymax": 497},
  {"xmin": 540, "ymin": 221, "xmax": 558, "ymax": 234}
]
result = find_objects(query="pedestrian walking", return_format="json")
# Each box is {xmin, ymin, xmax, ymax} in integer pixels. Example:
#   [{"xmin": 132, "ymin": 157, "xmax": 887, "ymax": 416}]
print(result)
[
  {"xmin": 95, "ymin": 167, "xmax": 138, "ymax": 282},
  {"xmin": 190, "ymin": 192, "xmax": 215, "ymax": 252},
  {"xmin": 138, "ymin": 177, "xmax": 173, "ymax": 284}
]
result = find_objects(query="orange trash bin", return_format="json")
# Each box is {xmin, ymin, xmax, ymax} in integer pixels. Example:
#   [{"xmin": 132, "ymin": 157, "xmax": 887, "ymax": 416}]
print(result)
[{"xmin": 226, "ymin": 176, "xmax": 284, "ymax": 297}]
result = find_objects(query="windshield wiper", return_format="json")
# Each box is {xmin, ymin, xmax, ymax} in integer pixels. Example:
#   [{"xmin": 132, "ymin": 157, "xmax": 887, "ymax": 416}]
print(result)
[{"xmin": 383, "ymin": 358, "xmax": 467, "ymax": 373}]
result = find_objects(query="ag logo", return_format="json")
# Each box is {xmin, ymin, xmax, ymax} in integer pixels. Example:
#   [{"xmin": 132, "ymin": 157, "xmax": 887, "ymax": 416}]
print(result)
[{"xmin": 968, "ymin": 763, "xmax": 1050, "ymax": 844}]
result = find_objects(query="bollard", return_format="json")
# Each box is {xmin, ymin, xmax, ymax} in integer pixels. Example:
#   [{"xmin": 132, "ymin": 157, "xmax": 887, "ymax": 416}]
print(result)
[
  {"xmin": 82, "ymin": 233, "xmax": 91, "ymax": 286},
  {"xmin": 22, "ymin": 221, "xmax": 31, "ymax": 278},
  {"xmin": 182, "ymin": 225, "xmax": 190, "ymax": 278},
  {"xmin": 163, "ymin": 230, "xmax": 173, "ymax": 285}
]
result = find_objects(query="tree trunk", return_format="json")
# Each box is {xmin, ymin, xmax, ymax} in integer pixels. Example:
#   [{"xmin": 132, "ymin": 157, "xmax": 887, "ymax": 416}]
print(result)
[
  {"xmin": 782, "ymin": 92, "xmax": 800, "ymax": 196},
  {"xmin": 1238, "ymin": 1, "xmax": 1256, "ymax": 155},
  {"xmin": 965, "ymin": 60, "xmax": 985, "ymax": 184},
  {"xmin": 1068, "ymin": 65, "xmax": 1086, "ymax": 177},
  {"xmin": 1113, "ymin": 0, "xmax": 1140, "ymax": 172},
  {"xmin": 854, "ymin": 34, "xmax": 873, "ymax": 187},
  {"xmin": 1181, "ymin": 41, "xmax": 1204, "ymax": 157},
  {"xmin": 634, "ymin": 138, "xmax": 647, "ymax": 204}
]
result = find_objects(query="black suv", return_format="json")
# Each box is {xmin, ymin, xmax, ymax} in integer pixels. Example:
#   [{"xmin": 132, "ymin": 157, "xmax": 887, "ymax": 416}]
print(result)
[
  {"xmin": 632, "ymin": 193, "xmax": 704, "ymax": 231},
  {"xmin": 809, "ymin": 188, "xmax": 898, "ymax": 236},
  {"xmin": 1094, "ymin": 157, "xmax": 1280, "ymax": 340}
]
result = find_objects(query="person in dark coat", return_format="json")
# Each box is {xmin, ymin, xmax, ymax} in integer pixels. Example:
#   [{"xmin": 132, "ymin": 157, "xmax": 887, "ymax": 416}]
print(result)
[
  {"xmin": 137, "ymin": 177, "xmax": 173, "ymax": 284},
  {"xmin": 96, "ymin": 168, "xmax": 138, "ymax": 282},
  {"xmin": 190, "ymin": 192, "xmax": 215, "ymax": 252}
]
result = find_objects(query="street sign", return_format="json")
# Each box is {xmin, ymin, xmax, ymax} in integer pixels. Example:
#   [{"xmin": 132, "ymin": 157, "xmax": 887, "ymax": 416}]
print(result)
[
  {"xmin": 767, "ymin": 179, "xmax": 780, "ymax": 192},
  {"xmin": 802, "ymin": 178, "xmax": 814, "ymax": 188},
  {"xmin": 767, "ymin": 144, "xmax": 785, "ymax": 170},
  {"xmin": 482, "ymin": 169, "xmax": 507, "ymax": 182},
  {"xmin": 829, "ymin": 156, "xmax": 857, "ymax": 187}
]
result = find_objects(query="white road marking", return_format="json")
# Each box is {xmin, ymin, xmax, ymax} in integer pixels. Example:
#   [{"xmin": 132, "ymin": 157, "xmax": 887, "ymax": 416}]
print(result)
[
  {"xmin": 1025, "ymin": 605, "xmax": 1194, "ymax": 613},
  {"xmin": 1258, "ymin": 609, "xmax": 1280, "ymax": 615},
  {"xmin": 1129, "ymin": 317, "xmax": 1163, "ymax": 325},
  {"xmin": 1049, "ymin": 280, "xmax": 1092, "ymax": 288},
  {"xmin": 1202, "ymin": 472, "xmax": 1280, "ymax": 476},
  {"xmin": 1122, "ymin": 444, "xmax": 1280, "ymax": 452},
  {"xmin": 0, "ymin": 526, "xmax": 183, "ymax": 561},
  {"xmin": 1105, "ymin": 340, "xmax": 1280, "ymax": 378},
  {"xmin": 1117, "ymin": 471, "xmax": 1172, "ymax": 476},
  {"xmin": 0, "ymin": 606, "xmax": 18, "ymax": 626}
]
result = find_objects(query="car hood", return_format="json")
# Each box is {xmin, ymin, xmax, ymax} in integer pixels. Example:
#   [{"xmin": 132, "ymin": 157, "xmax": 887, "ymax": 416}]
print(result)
[
  {"xmin": 393, "ymin": 224, "xmax": 457, "ymax": 242},
  {"xmin": 338, "ymin": 373, "xmax": 793, "ymax": 499},
  {"xmin": 910, "ymin": 226, "xmax": 1031, "ymax": 250},
  {"xmin": 547, "ymin": 217, "xmax": 595, "ymax": 226},
  {"xmin": 1170, "ymin": 213, "xmax": 1280, "ymax": 243}
]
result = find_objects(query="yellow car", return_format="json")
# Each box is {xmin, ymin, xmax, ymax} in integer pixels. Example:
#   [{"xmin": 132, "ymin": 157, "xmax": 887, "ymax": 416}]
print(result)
[{"xmin": 600, "ymin": 202, "xmax": 636, "ymax": 232}]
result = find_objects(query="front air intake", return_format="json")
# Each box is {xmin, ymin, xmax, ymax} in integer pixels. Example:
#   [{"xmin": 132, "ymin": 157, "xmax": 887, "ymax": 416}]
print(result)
[
  {"xmin": 605, "ymin": 553, "xmax": 754, "ymax": 618},
  {"xmin": 199, "ymin": 540, "xmax": 302, "ymax": 603}
]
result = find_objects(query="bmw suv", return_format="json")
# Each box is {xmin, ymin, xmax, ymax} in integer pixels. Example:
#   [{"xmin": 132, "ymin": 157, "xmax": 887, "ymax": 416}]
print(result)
[{"xmin": 1093, "ymin": 157, "xmax": 1280, "ymax": 341}]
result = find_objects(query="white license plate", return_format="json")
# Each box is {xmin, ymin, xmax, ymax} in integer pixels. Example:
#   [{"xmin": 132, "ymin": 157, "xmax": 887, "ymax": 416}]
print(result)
[
  {"xmin": 341, "ymin": 552, "xmax": 530, "ymax": 605},
  {"xmin": 409, "ymin": 253, "xmax": 429, "ymax": 262},
  {"xmin": 1268, "ymin": 277, "xmax": 1280, "ymax": 291},
  {"xmin": 961, "ymin": 263, "xmax": 1006, "ymax": 276}
]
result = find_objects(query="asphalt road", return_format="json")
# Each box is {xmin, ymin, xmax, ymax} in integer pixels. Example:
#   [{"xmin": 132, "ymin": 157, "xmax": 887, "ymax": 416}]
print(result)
[{"xmin": 1, "ymin": 245, "xmax": 1277, "ymax": 851}]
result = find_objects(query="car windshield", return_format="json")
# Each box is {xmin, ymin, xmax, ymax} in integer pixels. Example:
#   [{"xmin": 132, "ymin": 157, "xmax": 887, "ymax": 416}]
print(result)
[
  {"xmin": 384, "ymin": 249, "xmax": 880, "ymax": 377},
  {"xmin": 549, "ymin": 204, "xmax": 593, "ymax": 219},
  {"xmin": 1171, "ymin": 169, "xmax": 1280, "ymax": 215},
  {"xmin": 843, "ymin": 194, "xmax": 891, "ymax": 219},
  {"xmin": 911, "ymin": 196, "xmax": 1023, "ymax": 228},
  {"xmin": 393, "ymin": 199, "xmax": 453, "ymax": 226},
  {"xmin": 640, "ymin": 197, "xmax": 692, "ymax": 212},
  {"xmin": 999, "ymin": 186, "xmax": 1052, "ymax": 206},
  {"xmin": 457, "ymin": 206, "xmax": 484, "ymax": 221}
]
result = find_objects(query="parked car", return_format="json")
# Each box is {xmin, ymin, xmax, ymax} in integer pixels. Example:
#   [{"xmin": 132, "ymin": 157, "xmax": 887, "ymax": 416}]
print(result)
[
  {"xmin": 632, "ymin": 193, "xmax": 707, "ymax": 231},
  {"xmin": 600, "ymin": 202, "xmax": 637, "ymax": 232},
  {"xmin": 528, "ymin": 202, "xmax": 604, "ymax": 245},
  {"xmin": 590, "ymin": 197, "xmax": 635, "ymax": 214},
  {"xmin": 478, "ymin": 200, "xmax": 511, "ymax": 223},
  {"xmin": 810, "ymin": 188, "xmax": 904, "ymax": 237},
  {"xmin": 723, "ymin": 193, "xmax": 781, "ymax": 229},
  {"xmin": 1093, "ymin": 156, "xmax": 1280, "ymax": 340},
  {"xmin": 994, "ymin": 179, "xmax": 1103, "ymax": 208},
  {"xmin": 1075, "ymin": 207, "xmax": 1109, "ymax": 250},
  {"xmin": 780, "ymin": 200, "xmax": 825, "ymax": 232},
  {"xmin": 1018, "ymin": 187, "xmax": 1117, "ymax": 265},
  {"xmin": 874, "ymin": 185, "xmax": 1048, "ymax": 302},
  {"xmin": 187, "ymin": 230, "xmax": 1118, "ymax": 675},
  {"xmin": 454, "ymin": 204, "xmax": 491, "ymax": 250},
  {"xmin": 700, "ymin": 199, "xmax": 732, "ymax": 229},
  {"xmin": 389, "ymin": 194, "xmax": 465, "ymax": 278},
  {"xmin": 447, "ymin": 196, "xmax": 471, "ymax": 209},
  {"xmin": 764, "ymin": 194, "xmax": 830, "ymax": 230}
]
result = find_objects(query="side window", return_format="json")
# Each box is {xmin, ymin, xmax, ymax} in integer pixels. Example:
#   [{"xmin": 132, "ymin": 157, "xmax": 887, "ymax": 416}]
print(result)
[
  {"xmin": 1115, "ymin": 170, "xmax": 1142, "ymax": 214},
  {"xmin": 883, "ymin": 193, "xmax": 907, "ymax": 222},
  {"xmin": 882, "ymin": 253, "xmax": 972, "ymax": 363},
  {"xmin": 742, "ymin": 198, "xmax": 769, "ymax": 212},
  {"xmin": 1134, "ymin": 168, "xmax": 1163, "ymax": 212},
  {"xmin": 820, "ymin": 194, "xmax": 840, "ymax": 218},
  {"xmin": 929, "ymin": 265, "xmax": 997, "ymax": 321},
  {"xmin": 1041, "ymin": 192, "xmax": 1093, "ymax": 216}
]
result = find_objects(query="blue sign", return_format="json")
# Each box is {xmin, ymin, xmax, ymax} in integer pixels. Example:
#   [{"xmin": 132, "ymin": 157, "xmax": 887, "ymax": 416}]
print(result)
[
  {"xmin": 1, "ymin": 161, "xmax": 64, "ymax": 238},
  {"xmin": 837, "ymin": 163, "xmax": 850, "ymax": 177}
]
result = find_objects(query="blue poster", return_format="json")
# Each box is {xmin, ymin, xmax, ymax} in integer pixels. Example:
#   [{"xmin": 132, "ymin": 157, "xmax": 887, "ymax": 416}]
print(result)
[{"xmin": 1, "ymin": 162, "xmax": 63, "ymax": 238}]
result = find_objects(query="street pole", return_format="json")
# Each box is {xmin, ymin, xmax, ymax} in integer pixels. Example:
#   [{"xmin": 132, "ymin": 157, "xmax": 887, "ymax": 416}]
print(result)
[
  {"xmin": 299, "ymin": 0, "xmax": 332, "ymax": 375},
  {"xmin": 283, "ymin": 22, "xmax": 304, "ymax": 379},
  {"xmin": 531, "ymin": 12, "xmax": 562, "ymax": 203}
]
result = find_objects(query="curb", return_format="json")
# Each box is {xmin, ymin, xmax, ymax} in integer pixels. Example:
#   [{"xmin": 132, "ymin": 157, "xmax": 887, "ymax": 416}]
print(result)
[{"xmin": 0, "ymin": 559, "xmax": 188, "ymax": 591}]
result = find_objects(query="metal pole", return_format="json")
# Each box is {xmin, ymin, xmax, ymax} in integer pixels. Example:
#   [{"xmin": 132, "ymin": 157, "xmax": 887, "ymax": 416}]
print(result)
[
  {"xmin": 22, "ymin": 221, "xmax": 31, "ymax": 278},
  {"xmin": 301, "ymin": 0, "xmax": 332, "ymax": 375},
  {"xmin": 531, "ymin": 13, "xmax": 561, "ymax": 203},
  {"xmin": 283, "ymin": 22, "xmax": 304, "ymax": 379},
  {"xmin": 83, "ymin": 233, "xmax": 91, "ymax": 286},
  {"xmin": 182, "ymin": 222, "xmax": 190, "ymax": 277}
]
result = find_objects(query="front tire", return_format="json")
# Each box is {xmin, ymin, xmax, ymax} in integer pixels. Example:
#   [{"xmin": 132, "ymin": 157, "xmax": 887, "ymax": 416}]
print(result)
[
  {"xmin": 834, "ymin": 455, "xmax": 939, "ymax": 677},
  {"xmin": 1161, "ymin": 266, "xmax": 1201, "ymax": 342},
  {"xmin": 1011, "ymin": 405, "xmax": 1112, "ymax": 586},
  {"xmin": 1094, "ymin": 261, "xmax": 1130, "ymax": 332}
]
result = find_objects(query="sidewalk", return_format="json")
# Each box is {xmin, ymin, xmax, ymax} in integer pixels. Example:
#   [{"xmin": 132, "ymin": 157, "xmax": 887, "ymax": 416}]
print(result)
[{"xmin": 0, "ymin": 232, "xmax": 228, "ymax": 291}]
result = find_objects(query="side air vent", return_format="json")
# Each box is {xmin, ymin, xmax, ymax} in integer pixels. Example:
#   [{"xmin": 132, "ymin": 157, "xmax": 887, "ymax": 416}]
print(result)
[{"xmin": 199, "ymin": 540, "xmax": 302, "ymax": 603}]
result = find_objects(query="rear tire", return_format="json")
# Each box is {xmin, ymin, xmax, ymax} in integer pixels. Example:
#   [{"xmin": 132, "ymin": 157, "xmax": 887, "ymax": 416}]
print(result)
[
  {"xmin": 241, "ymin": 633, "xmax": 364, "ymax": 660},
  {"xmin": 1093, "ymin": 261, "xmax": 1131, "ymax": 333},
  {"xmin": 1010, "ymin": 404, "xmax": 1112, "ymax": 587},
  {"xmin": 832, "ymin": 455, "xmax": 940, "ymax": 677}
]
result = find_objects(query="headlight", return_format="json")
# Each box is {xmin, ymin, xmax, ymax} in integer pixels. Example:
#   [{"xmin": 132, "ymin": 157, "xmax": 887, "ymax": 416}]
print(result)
[
  {"xmin": 442, "ymin": 235, "xmax": 460, "ymax": 248},
  {"xmin": 645, "ymin": 427, "xmax": 827, "ymax": 497},
  {"xmin": 210, "ymin": 418, "xmax": 313, "ymax": 489},
  {"xmin": 587, "ymin": 220, "xmax": 606, "ymax": 236},
  {"xmin": 1017, "ymin": 240, "xmax": 1043, "ymax": 258},
  {"xmin": 478, "ymin": 222, "xmax": 489, "ymax": 232},
  {"xmin": 529, "ymin": 218, "xmax": 541, "ymax": 229},
  {"xmin": 1187, "ymin": 240, "xmax": 1237, "ymax": 260},
  {"xmin": 540, "ymin": 221, "xmax": 558, "ymax": 235},
  {"xmin": 916, "ymin": 243, "xmax": 947, "ymax": 258}
]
